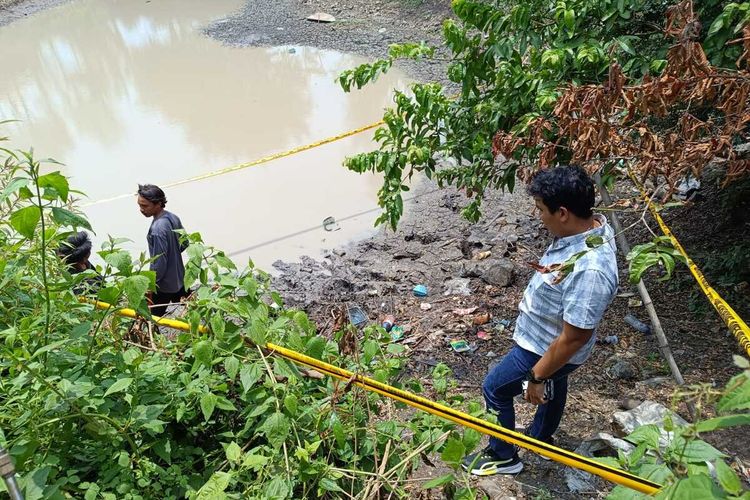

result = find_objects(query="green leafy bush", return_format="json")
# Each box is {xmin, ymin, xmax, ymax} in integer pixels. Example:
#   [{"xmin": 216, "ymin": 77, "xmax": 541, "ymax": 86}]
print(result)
[
  {"xmin": 0, "ymin": 143, "xmax": 477, "ymax": 498},
  {"xmin": 605, "ymin": 356, "xmax": 750, "ymax": 499}
]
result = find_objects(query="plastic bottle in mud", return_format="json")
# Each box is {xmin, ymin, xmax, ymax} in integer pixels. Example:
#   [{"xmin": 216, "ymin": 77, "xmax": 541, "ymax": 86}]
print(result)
[{"xmin": 382, "ymin": 314, "xmax": 395, "ymax": 332}]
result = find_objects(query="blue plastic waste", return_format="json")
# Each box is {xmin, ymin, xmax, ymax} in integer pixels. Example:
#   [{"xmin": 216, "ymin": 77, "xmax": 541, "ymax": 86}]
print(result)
[{"xmin": 624, "ymin": 314, "xmax": 651, "ymax": 335}]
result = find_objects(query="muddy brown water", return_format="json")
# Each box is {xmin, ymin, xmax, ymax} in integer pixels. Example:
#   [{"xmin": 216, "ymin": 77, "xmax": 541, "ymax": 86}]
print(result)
[{"xmin": 0, "ymin": 0, "xmax": 409, "ymax": 270}]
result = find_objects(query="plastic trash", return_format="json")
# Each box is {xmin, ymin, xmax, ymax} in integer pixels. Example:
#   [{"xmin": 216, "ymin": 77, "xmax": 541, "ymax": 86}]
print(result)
[
  {"xmin": 420, "ymin": 303, "xmax": 432, "ymax": 311},
  {"xmin": 450, "ymin": 340, "xmax": 471, "ymax": 353},
  {"xmin": 413, "ymin": 284, "xmax": 428, "ymax": 297},
  {"xmin": 477, "ymin": 330, "xmax": 491, "ymax": 340},
  {"xmin": 390, "ymin": 326, "xmax": 404, "ymax": 342},
  {"xmin": 347, "ymin": 305, "xmax": 368, "ymax": 327},
  {"xmin": 624, "ymin": 314, "xmax": 651, "ymax": 335},
  {"xmin": 598, "ymin": 335, "xmax": 619, "ymax": 344},
  {"xmin": 322, "ymin": 216, "xmax": 340, "ymax": 231},
  {"xmin": 382, "ymin": 314, "xmax": 395, "ymax": 332}
]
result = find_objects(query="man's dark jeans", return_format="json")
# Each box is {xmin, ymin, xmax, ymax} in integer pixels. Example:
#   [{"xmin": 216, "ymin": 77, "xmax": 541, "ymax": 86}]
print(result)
[
  {"xmin": 483, "ymin": 344, "xmax": 580, "ymax": 459},
  {"xmin": 151, "ymin": 287, "xmax": 188, "ymax": 317}
]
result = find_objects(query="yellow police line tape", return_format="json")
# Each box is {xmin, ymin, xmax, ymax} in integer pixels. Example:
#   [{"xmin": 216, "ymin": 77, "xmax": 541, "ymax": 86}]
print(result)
[
  {"xmin": 628, "ymin": 172, "xmax": 750, "ymax": 357},
  {"xmin": 81, "ymin": 121, "xmax": 385, "ymax": 207},
  {"xmin": 88, "ymin": 299, "xmax": 661, "ymax": 495}
]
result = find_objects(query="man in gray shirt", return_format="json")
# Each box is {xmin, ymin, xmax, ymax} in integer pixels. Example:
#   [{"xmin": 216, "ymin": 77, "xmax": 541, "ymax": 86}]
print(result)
[{"xmin": 137, "ymin": 184, "xmax": 188, "ymax": 317}]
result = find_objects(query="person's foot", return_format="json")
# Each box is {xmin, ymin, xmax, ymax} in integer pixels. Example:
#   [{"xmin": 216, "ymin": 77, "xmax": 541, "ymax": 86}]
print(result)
[{"xmin": 461, "ymin": 446, "xmax": 523, "ymax": 476}]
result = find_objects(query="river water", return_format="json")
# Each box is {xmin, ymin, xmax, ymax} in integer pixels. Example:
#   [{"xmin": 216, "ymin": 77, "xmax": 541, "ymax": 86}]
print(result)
[{"xmin": 0, "ymin": 0, "xmax": 408, "ymax": 270}]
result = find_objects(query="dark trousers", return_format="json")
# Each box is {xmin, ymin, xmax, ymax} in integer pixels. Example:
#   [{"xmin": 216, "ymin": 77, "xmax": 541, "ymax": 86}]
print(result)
[
  {"xmin": 482, "ymin": 344, "xmax": 579, "ymax": 459},
  {"xmin": 151, "ymin": 287, "xmax": 187, "ymax": 317}
]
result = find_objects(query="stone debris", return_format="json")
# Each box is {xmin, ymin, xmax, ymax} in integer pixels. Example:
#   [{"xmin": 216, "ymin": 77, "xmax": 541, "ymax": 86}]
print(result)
[{"xmin": 306, "ymin": 12, "xmax": 335, "ymax": 23}]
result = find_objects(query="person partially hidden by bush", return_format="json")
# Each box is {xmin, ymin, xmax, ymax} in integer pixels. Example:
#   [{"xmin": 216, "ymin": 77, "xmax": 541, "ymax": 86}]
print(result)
[{"xmin": 57, "ymin": 231, "xmax": 101, "ymax": 294}]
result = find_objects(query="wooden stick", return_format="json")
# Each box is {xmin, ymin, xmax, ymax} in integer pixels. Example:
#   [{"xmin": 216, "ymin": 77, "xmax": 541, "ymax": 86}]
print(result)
[{"xmin": 597, "ymin": 183, "xmax": 687, "ymax": 386}]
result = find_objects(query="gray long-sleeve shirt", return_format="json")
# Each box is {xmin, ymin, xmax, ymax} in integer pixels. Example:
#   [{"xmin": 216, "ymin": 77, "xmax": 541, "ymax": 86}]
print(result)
[{"xmin": 147, "ymin": 210, "xmax": 187, "ymax": 293}]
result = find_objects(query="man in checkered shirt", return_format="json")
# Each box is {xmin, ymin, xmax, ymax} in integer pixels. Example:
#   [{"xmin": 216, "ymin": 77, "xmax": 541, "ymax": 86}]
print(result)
[{"xmin": 463, "ymin": 165, "xmax": 619, "ymax": 476}]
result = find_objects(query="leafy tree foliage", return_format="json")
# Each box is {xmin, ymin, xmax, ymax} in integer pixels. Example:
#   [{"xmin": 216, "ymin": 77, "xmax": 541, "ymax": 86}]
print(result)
[{"xmin": 339, "ymin": 0, "xmax": 747, "ymax": 227}]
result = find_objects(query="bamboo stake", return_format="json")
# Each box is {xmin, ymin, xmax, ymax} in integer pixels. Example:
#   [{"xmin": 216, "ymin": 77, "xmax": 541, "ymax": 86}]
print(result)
[{"xmin": 597, "ymin": 182, "xmax": 686, "ymax": 387}]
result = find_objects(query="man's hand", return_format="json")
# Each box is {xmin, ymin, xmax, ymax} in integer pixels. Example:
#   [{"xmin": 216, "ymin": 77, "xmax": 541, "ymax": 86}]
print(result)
[{"xmin": 525, "ymin": 381, "xmax": 547, "ymax": 405}]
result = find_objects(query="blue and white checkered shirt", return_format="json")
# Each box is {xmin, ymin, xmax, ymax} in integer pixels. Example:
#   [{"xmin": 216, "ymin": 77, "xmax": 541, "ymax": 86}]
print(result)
[{"xmin": 513, "ymin": 214, "xmax": 618, "ymax": 365}]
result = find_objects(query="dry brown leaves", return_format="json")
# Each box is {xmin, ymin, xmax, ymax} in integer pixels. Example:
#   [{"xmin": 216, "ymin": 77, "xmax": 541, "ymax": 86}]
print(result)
[{"xmin": 495, "ymin": 0, "xmax": 750, "ymax": 192}]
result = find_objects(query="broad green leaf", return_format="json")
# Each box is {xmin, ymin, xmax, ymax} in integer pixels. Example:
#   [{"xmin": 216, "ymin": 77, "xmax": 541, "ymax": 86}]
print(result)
[
  {"xmin": 462, "ymin": 428, "xmax": 481, "ymax": 454},
  {"xmin": 696, "ymin": 414, "xmax": 750, "ymax": 433},
  {"xmin": 440, "ymin": 437, "xmax": 465, "ymax": 468},
  {"xmin": 10, "ymin": 206, "xmax": 41, "ymax": 239},
  {"xmin": 670, "ymin": 437, "xmax": 725, "ymax": 463},
  {"xmin": 200, "ymin": 392, "xmax": 217, "ymax": 422},
  {"xmin": 97, "ymin": 286, "xmax": 120, "ymax": 305},
  {"xmin": 260, "ymin": 412, "xmax": 290, "ymax": 449},
  {"xmin": 153, "ymin": 439, "xmax": 172, "ymax": 464},
  {"xmin": 318, "ymin": 477, "xmax": 344, "ymax": 493},
  {"xmin": 331, "ymin": 414, "xmax": 345, "ymax": 448},
  {"xmin": 305, "ymin": 336, "xmax": 326, "ymax": 360},
  {"xmin": 247, "ymin": 319, "xmax": 266, "ymax": 345},
  {"xmin": 122, "ymin": 275, "xmax": 150, "ymax": 309},
  {"xmin": 215, "ymin": 396, "xmax": 236, "ymax": 412},
  {"xmin": 264, "ymin": 476, "xmax": 291, "ymax": 499},
  {"xmin": 284, "ymin": 394, "xmax": 298, "ymax": 415},
  {"xmin": 104, "ymin": 250, "xmax": 132, "ymax": 273},
  {"xmin": 51, "ymin": 207, "xmax": 92, "ymax": 231},
  {"xmin": 195, "ymin": 471, "xmax": 232, "ymax": 499},
  {"xmin": 225, "ymin": 441, "xmax": 242, "ymax": 464},
  {"xmin": 38, "ymin": 171, "xmax": 69, "ymax": 201},
  {"xmin": 638, "ymin": 463, "xmax": 674, "ymax": 484},
  {"xmin": 606, "ymin": 485, "xmax": 646, "ymax": 500},
  {"xmin": 715, "ymin": 459, "xmax": 742, "ymax": 495},
  {"xmin": 193, "ymin": 340, "xmax": 214, "ymax": 367},
  {"xmin": 23, "ymin": 465, "xmax": 50, "ymax": 500},
  {"xmin": 242, "ymin": 454, "xmax": 269, "ymax": 470},
  {"xmin": 240, "ymin": 364, "xmax": 263, "ymax": 393},
  {"xmin": 626, "ymin": 424, "xmax": 661, "ymax": 449},
  {"xmin": 224, "ymin": 356, "xmax": 240, "ymax": 380},
  {"xmin": 654, "ymin": 474, "xmax": 724, "ymax": 500},
  {"xmin": 0, "ymin": 177, "xmax": 29, "ymax": 201},
  {"xmin": 422, "ymin": 473, "xmax": 454, "ymax": 489},
  {"xmin": 210, "ymin": 313, "xmax": 225, "ymax": 337},
  {"xmin": 31, "ymin": 339, "xmax": 67, "ymax": 359},
  {"xmin": 104, "ymin": 377, "xmax": 133, "ymax": 396},
  {"xmin": 363, "ymin": 339, "xmax": 379, "ymax": 364},
  {"xmin": 717, "ymin": 372, "xmax": 750, "ymax": 413},
  {"xmin": 617, "ymin": 37, "xmax": 636, "ymax": 55},
  {"xmin": 586, "ymin": 235, "xmax": 605, "ymax": 248}
]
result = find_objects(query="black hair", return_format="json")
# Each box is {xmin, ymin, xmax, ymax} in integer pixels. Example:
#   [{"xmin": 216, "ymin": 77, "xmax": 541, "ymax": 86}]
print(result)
[
  {"xmin": 58, "ymin": 231, "xmax": 92, "ymax": 265},
  {"xmin": 137, "ymin": 184, "xmax": 167, "ymax": 207},
  {"xmin": 527, "ymin": 165, "xmax": 595, "ymax": 218}
]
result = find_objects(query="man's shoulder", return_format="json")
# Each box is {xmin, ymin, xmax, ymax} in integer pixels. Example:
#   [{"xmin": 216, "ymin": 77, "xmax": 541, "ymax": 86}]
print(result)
[
  {"xmin": 151, "ymin": 213, "xmax": 176, "ymax": 233},
  {"xmin": 568, "ymin": 245, "xmax": 618, "ymax": 287}
]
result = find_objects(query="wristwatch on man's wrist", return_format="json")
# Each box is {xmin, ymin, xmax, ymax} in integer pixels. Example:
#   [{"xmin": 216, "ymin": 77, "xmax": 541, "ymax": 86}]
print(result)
[{"xmin": 526, "ymin": 368, "xmax": 545, "ymax": 384}]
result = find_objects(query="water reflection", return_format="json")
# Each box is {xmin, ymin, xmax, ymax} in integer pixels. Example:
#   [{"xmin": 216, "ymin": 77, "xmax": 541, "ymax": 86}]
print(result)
[{"xmin": 0, "ymin": 0, "xmax": 409, "ymax": 270}]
